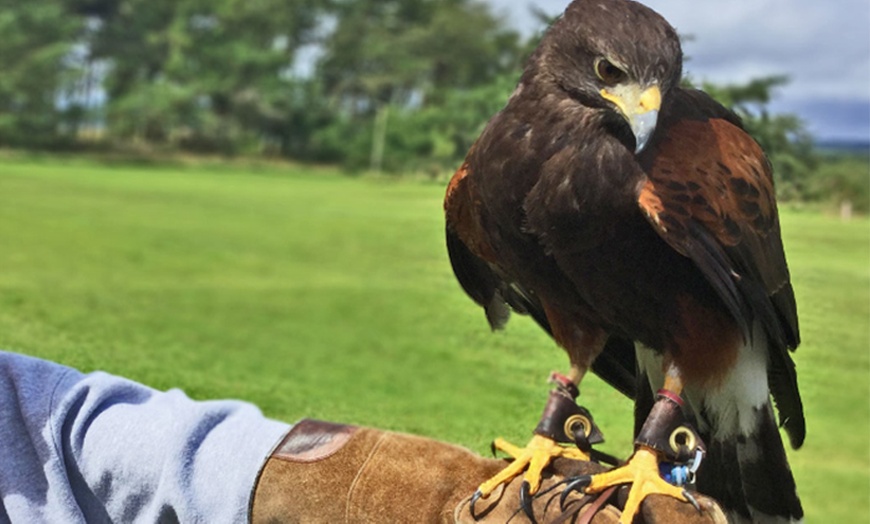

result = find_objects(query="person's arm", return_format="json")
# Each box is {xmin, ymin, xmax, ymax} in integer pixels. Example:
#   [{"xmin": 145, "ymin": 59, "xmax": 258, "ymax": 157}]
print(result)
[
  {"xmin": 1, "ymin": 351, "xmax": 725, "ymax": 523},
  {"xmin": 0, "ymin": 351, "xmax": 289, "ymax": 523}
]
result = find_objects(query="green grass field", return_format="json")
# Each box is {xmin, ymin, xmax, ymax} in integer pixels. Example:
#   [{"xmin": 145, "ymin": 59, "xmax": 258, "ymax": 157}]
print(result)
[{"xmin": 1, "ymin": 156, "xmax": 868, "ymax": 522}]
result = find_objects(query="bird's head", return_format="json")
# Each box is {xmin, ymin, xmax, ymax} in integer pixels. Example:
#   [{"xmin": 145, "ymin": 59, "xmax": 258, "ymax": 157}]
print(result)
[{"xmin": 532, "ymin": 0, "xmax": 683, "ymax": 154}]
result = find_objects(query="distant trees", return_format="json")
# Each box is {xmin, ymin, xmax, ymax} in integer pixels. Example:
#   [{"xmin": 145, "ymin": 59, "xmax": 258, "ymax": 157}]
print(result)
[
  {"xmin": 74, "ymin": 0, "xmax": 325, "ymax": 152},
  {"xmin": 1, "ymin": 0, "xmax": 861, "ymax": 210},
  {"xmin": 298, "ymin": 0, "xmax": 525, "ymax": 171},
  {"xmin": 13, "ymin": 0, "xmax": 524, "ymax": 167},
  {"xmin": 1, "ymin": 0, "xmax": 327, "ymax": 150},
  {"xmin": 0, "ymin": 1, "xmax": 83, "ymax": 147}
]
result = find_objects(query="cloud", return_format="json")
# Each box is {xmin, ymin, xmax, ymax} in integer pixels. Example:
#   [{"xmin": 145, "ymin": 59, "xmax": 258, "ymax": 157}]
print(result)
[
  {"xmin": 486, "ymin": 0, "xmax": 870, "ymax": 140},
  {"xmin": 773, "ymin": 98, "xmax": 870, "ymax": 142},
  {"xmin": 646, "ymin": 0, "xmax": 868, "ymax": 99}
]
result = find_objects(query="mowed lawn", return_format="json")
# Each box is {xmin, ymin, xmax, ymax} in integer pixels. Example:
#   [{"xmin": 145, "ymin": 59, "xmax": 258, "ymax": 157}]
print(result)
[{"xmin": 1, "ymin": 157, "xmax": 867, "ymax": 522}]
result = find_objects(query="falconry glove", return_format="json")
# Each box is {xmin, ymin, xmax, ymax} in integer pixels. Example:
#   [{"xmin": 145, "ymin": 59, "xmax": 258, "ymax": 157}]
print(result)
[{"xmin": 250, "ymin": 419, "xmax": 726, "ymax": 523}]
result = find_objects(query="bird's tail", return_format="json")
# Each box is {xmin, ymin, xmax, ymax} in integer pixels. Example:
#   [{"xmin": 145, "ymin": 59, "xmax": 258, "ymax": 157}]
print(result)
[
  {"xmin": 696, "ymin": 402, "xmax": 803, "ymax": 523},
  {"xmin": 636, "ymin": 338, "xmax": 804, "ymax": 523}
]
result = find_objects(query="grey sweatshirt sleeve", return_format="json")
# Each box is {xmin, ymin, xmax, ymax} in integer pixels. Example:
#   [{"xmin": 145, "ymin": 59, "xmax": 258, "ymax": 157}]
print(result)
[{"xmin": 0, "ymin": 351, "xmax": 291, "ymax": 523}]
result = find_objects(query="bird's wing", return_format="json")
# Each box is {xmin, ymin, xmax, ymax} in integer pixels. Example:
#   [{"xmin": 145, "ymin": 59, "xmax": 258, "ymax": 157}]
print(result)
[
  {"xmin": 636, "ymin": 88, "xmax": 804, "ymax": 447},
  {"xmin": 445, "ymin": 161, "xmax": 514, "ymax": 330},
  {"xmin": 445, "ymin": 161, "xmax": 637, "ymax": 399}
]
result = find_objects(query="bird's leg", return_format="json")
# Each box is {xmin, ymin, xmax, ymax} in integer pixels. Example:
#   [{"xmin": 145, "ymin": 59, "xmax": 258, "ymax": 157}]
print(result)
[
  {"xmin": 561, "ymin": 365, "xmax": 706, "ymax": 524},
  {"xmin": 472, "ymin": 365, "xmax": 604, "ymax": 518},
  {"xmin": 531, "ymin": 371, "xmax": 605, "ymax": 455},
  {"xmin": 471, "ymin": 323, "xmax": 608, "ymax": 520}
]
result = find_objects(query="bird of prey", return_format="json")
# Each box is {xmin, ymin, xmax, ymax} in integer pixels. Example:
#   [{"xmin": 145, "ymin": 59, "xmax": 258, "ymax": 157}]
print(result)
[{"xmin": 443, "ymin": 0, "xmax": 804, "ymax": 522}]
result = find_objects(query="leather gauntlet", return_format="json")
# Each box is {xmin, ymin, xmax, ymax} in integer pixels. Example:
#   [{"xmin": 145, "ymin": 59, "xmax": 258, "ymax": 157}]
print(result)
[{"xmin": 249, "ymin": 419, "xmax": 725, "ymax": 523}]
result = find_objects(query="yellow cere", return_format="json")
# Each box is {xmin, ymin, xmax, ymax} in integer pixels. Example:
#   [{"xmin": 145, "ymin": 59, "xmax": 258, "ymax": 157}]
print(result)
[{"xmin": 600, "ymin": 84, "xmax": 662, "ymax": 116}]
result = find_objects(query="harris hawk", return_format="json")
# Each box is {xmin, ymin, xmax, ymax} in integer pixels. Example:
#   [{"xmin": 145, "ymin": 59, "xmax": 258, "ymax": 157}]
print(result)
[{"xmin": 443, "ymin": 0, "xmax": 804, "ymax": 522}]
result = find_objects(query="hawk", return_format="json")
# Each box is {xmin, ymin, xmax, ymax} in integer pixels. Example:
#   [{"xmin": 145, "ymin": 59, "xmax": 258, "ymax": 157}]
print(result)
[{"xmin": 444, "ymin": 0, "xmax": 804, "ymax": 522}]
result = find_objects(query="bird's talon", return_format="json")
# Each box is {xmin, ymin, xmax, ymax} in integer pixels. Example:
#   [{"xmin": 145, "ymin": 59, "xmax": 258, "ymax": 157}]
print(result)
[
  {"xmin": 520, "ymin": 481, "xmax": 537, "ymax": 523},
  {"xmin": 683, "ymin": 489, "xmax": 702, "ymax": 513},
  {"xmin": 490, "ymin": 440, "xmax": 498, "ymax": 457},
  {"xmin": 470, "ymin": 489, "xmax": 484, "ymax": 520},
  {"xmin": 560, "ymin": 475, "xmax": 592, "ymax": 509}
]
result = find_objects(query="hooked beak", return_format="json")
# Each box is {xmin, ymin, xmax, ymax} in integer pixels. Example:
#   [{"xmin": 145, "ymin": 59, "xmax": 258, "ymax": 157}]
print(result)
[{"xmin": 600, "ymin": 84, "xmax": 661, "ymax": 153}]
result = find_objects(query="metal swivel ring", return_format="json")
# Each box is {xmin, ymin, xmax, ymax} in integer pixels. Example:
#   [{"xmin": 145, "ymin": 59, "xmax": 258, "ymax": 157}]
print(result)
[
  {"xmin": 564, "ymin": 414, "xmax": 592, "ymax": 441},
  {"xmin": 668, "ymin": 426, "xmax": 697, "ymax": 454}
]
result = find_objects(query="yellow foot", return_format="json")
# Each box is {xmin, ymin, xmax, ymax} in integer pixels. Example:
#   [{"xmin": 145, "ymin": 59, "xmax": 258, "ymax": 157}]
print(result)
[
  {"xmin": 563, "ymin": 447, "xmax": 700, "ymax": 524},
  {"xmin": 476, "ymin": 434, "xmax": 590, "ymax": 498}
]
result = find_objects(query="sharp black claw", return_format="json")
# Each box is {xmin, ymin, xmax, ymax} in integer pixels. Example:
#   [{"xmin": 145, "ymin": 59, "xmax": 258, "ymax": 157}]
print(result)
[
  {"xmin": 560, "ymin": 475, "xmax": 592, "ymax": 510},
  {"xmin": 470, "ymin": 490, "xmax": 483, "ymax": 520},
  {"xmin": 490, "ymin": 441, "xmax": 497, "ymax": 457},
  {"xmin": 520, "ymin": 481, "xmax": 537, "ymax": 524},
  {"xmin": 683, "ymin": 489, "xmax": 702, "ymax": 514}
]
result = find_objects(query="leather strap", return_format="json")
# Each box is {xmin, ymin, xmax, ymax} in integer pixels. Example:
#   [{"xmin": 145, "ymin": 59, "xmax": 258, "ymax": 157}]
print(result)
[
  {"xmin": 534, "ymin": 389, "xmax": 604, "ymax": 450},
  {"xmin": 635, "ymin": 393, "xmax": 705, "ymax": 464},
  {"xmin": 578, "ymin": 486, "xmax": 618, "ymax": 524},
  {"xmin": 549, "ymin": 486, "xmax": 617, "ymax": 524}
]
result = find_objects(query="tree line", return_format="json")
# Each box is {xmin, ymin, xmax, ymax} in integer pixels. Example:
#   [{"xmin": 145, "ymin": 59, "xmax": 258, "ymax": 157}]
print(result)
[
  {"xmin": 3, "ymin": 0, "xmax": 863, "ymax": 208},
  {"xmin": 4, "ymin": 0, "xmax": 522, "ymax": 166}
]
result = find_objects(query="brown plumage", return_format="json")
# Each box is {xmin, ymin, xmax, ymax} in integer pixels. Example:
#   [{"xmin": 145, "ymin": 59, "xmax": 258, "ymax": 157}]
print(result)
[{"xmin": 444, "ymin": 0, "xmax": 803, "ymax": 521}]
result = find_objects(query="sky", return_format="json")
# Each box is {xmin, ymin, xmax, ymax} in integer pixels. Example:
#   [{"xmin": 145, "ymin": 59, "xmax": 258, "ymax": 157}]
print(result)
[{"xmin": 485, "ymin": 0, "xmax": 870, "ymax": 142}]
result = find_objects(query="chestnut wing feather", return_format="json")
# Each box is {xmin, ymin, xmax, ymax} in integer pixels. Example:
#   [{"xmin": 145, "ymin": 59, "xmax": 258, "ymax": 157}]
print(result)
[{"xmin": 637, "ymin": 89, "xmax": 804, "ymax": 447}]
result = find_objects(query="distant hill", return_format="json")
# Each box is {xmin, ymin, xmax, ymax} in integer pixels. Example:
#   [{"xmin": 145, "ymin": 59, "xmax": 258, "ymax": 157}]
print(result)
[{"xmin": 815, "ymin": 139, "xmax": 870, "ymax": 156}]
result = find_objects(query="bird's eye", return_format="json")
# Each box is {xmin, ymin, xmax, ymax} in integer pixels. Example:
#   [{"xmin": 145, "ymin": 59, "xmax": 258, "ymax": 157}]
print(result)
[{"xmin": 595, "ymin": 58, "xmax": 627, "ymax": 85}]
